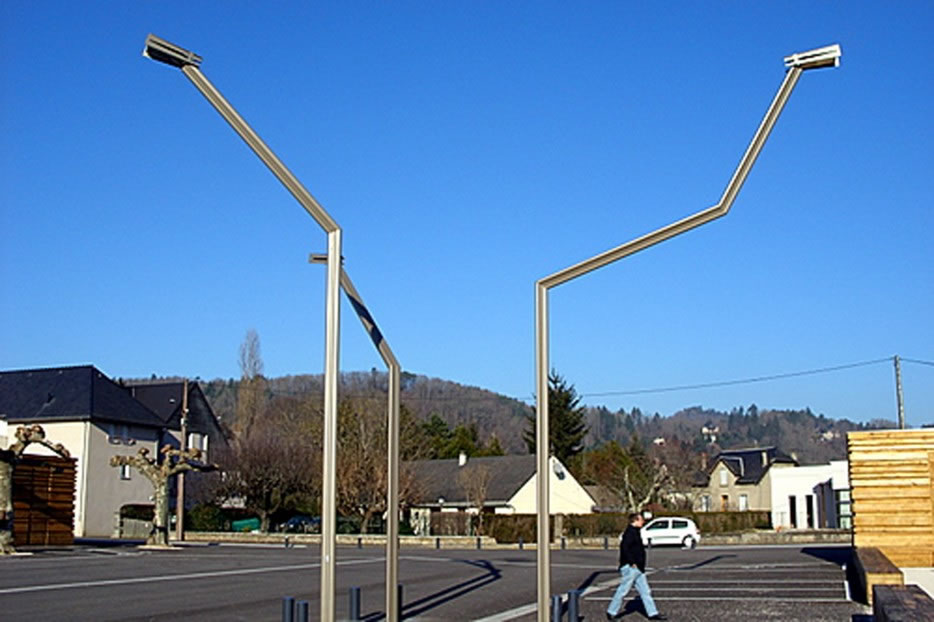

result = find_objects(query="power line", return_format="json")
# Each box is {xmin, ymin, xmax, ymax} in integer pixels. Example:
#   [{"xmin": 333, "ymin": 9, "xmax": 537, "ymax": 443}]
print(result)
[
  {"xmin": 581, "ymin": 357, "xmax": 894, "ymax": 398},
  {"xmin": 903, "ymin": 357, "xmax": 934, "ymax": 367}
]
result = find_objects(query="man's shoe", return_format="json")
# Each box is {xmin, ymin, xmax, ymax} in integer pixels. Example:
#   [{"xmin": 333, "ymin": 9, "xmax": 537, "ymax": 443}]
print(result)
[
  {"xmin": 648, "ymin": 614, "xmax": 668, "ymax": 621},
  {"xmin": 606, "ymin": 613, "xmax": 621, "ymax": 620}
]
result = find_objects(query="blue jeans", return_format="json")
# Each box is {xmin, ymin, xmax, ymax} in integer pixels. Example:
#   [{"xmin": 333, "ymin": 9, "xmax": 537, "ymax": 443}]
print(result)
[{"xmin": 607, "ymin": 564, "xmax": 658, "ymax": 617}]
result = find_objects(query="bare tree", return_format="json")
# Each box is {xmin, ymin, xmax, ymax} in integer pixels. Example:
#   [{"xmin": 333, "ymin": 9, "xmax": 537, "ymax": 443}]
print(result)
[
  {"xmin": 336, "ymin": 397, "xmax": 419, "ymax": 533},
  {"xmin": 110, "ymin": 446, "xmax": 216, "ymax": 547},
  {"xmin": 234, "ymin": 328, "xmax": 267, "ymax": 439},
  {"xmin": 0, "ymin": 425, "xmax": 71, "ymax": 554},
  {"xmin": 213, "ymin": 423, "xmax": 318, "ymax": 533},
  {"xmin": 458, "ymin": 463, "xmax": 492, "ymax": 536}
]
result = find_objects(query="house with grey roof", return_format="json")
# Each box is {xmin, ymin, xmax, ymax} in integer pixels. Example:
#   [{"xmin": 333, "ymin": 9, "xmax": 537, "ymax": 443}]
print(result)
[
  {"xmin": 0, "ymin": 365, "xmax": 225, "ymax": 538},
  {"xmin": 693, "ymin": 446, "xmax": 797, "ymax": 514},
  {"xmin": 405, "ymin": 452, "xmax": 596, "ymax": 535}
]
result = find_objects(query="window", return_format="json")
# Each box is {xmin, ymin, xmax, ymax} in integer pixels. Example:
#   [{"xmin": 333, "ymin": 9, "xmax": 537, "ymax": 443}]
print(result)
[
  {"xmin": 739, "ymin": 494, "xmax": 749, "ymax": 511},
  {"xmin": 672, "ymin": 519, "xmax": 689, "ymax": 529},
  {"xmin": 646, "ymin": 520, "xmax": 669, "ymax": 531},
  {"xmin": 120, "ymin": 464, "xmax": 131, "ymax": 480},
  {"xmin": 789, "ymin": 496, "xmax": 798, "ymax": 528},
  {"xmin": 719, "ymin": 469, "xmax": 728, "ymax": 486},
  {"xmin": 720, "ymin": 494, "xmax": 729, "ymax": 511},
  {"xmin": 806, "ymin": 494, "xmax": 815, "ymax": 528},
  {"xmin": 701, "ymin": 495, "xmax": 711, "ymax": 512},
  {"xmin": 836, "ymin": 489, "xmax": 852, "ymax": 529}
]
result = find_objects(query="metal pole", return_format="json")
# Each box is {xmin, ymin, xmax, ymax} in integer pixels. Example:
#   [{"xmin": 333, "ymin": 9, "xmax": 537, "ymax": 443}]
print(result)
[
  {"xmin": 282, "ymin": 596, "xmax": 295, "ymax": 622},
  {"xmin": 143, "ymin": 37, "xmax": 345, "ymax": 621},
  {"xmin": 894, "ymin": 355, "xmax": 906, "ymax": 429},
  {"xmin": 321, "ymin": 229, "xmax": 342, "ymax": 621},
  {"xmin": 567, "ymin": 590, "xmax": 581, "ymax": 622},
  {"xmin": 349, "ymin": 587, "xmax": 361, "ymax": 621},
  {"xmin": 535, "ymin": 282, "xmax": 551, "ymax": 619},
  {"xmin": 175, "ymin": 378, "xmax": 188, "ymax": 542},
  {"xmin": 551, "ymin": 594, "xmax": 562, "ymax": 622},
  {"xmin": 532, "ymin": 47, "xmax": 840, "ymax": 620}
]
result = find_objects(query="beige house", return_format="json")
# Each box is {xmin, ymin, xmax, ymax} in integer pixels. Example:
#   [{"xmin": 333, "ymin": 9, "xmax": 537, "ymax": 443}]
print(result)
[
  {"xmin": 0, "ymin": 365, "xmax": 225, "ymax": 538},
  {"xmin": 694, "ymin": 446, "xmax": 797, "ymax": 513}
]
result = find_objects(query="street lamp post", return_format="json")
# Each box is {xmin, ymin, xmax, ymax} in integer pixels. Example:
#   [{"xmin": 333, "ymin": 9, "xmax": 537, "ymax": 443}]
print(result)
[
  {"xmin": 143, "ymin": 34, "xmax": 344, "ymax": 622},
  {"xmin": 310, "ymin": 254, "xmax": 402, "ymax": 621},
  {"xmin": 533, "ymin": 44, "xmax": 841, "ymax": 619}
]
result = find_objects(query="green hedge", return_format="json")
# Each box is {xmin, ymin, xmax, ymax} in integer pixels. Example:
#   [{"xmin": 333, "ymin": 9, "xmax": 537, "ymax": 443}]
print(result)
[
  {"xmin": 563, "ymin": 511, "xmax": 771, "ymax": 537},
  {"xmin": 484, "ymin": 515, "xmax": 556, "ymax": 543}
]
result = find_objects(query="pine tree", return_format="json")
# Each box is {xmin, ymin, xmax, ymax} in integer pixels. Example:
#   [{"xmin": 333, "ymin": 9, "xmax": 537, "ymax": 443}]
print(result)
[{"xmin": 524, "ymin": 371, "xmax": 589, "ymax": 463}]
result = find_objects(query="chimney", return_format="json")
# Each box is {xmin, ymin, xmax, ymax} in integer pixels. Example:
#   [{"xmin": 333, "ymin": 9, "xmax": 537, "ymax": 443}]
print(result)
[
  {"xmin": 700, "ymin": 453, "xmax": 708, "ymax": 470},
  {"xmin": 761, "ymin": 450, "xmax": 767, "ymax": 467},
  {"xmin": 458, "ymin": 451, "xmax": 467, "ymax": 467}
]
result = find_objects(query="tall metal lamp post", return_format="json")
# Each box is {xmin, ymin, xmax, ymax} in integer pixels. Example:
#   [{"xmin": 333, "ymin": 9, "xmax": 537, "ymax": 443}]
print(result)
[
  {"xmin": 310, "ymin": 254, "xmax": 402, "ymax": 621},
  {"xmin": 143, "ymin": 34, "xmax": 344, "ymax": 622},
  {"xmin": 533, "ymin": 44, "xmax": 841, "ymax": 619}
]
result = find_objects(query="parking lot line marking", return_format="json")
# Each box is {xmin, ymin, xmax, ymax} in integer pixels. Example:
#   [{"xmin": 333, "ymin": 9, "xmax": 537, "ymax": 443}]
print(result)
[{"xmin": 0, "ymin": 557, "xmax": 382, "ymax": 595}]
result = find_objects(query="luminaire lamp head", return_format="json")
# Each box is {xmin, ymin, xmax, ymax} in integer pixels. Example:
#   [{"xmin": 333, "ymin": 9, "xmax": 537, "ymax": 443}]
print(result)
[
  {"xmin": 783, "ymin": 44, "xmax": 842, "ymax": 70},
  {"xmin": 143, "ymin": 33, "xmax": 202, "ymax": 68}
]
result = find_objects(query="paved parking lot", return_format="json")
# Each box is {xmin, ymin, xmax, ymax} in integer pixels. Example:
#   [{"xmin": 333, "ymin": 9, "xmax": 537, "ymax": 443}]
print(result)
[{"xmin": 0, "ymin": 542, "xmax": 868, "ymax": 620}]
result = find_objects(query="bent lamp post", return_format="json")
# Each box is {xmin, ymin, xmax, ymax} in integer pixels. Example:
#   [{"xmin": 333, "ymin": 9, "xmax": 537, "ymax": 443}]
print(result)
[
  {"xmin": 143, "ymin": 34, "xmax": 344, "ymax": 621},
  {"xmin": 310, "ymin": 254, "xmax": 402, "ymax": 621},
  {"xmin": 533, "ymin": 44, "xmax": 841, "ymax": 619}
]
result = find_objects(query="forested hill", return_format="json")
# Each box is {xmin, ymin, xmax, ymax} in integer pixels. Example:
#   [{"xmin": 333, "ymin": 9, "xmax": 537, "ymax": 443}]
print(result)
[{"xmin": 132, "ymin": 371, "xmax": 889, "ymax": 464}]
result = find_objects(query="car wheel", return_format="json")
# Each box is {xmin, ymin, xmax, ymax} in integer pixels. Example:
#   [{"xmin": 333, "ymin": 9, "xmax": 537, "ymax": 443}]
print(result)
[{"xmin": 682, "ymin": 536, "xmax": 696, "ymax": 549}]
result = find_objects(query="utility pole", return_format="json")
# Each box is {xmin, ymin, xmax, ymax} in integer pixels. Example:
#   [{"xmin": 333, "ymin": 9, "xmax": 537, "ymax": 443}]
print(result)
[
  {"xmin": 893, "ymin": 355, "xmax": 906, "ymax": 429},
  {"xmin": 175, "ymin": 378, "xmax": 189, "ymax": 541}
]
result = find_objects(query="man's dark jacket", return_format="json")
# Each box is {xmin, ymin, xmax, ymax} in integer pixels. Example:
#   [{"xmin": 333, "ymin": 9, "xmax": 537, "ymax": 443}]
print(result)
[{"xmin": 618, "ymin": 524, "xmax": 646, "ymax": 572}]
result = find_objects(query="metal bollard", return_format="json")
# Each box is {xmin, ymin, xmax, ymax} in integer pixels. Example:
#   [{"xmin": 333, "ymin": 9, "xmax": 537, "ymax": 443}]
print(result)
[
  {"xmin": 284, "ymin": 536, "xmax": 290, "ymax": 548},
  {"xmin": 567, "ymin": 590, "xmax": 581, "ymax": 622},
  {"xmin": 397, "ymin": 584, "xmax": 404, "ymax": 619},
  {"xmin": 435, "ymin": 537, "xmax": 440, "ymax": 549},
  {"xmin": 561, "ymin": 536, "xmax": 566, "ymax": 550},
  {"xmin": 518, "ymin": 536, "xmax": 524, "ymax": 550},
  {"xmin": 551, "ymin": 594, "xmax": 562, "ymax": 621},
  {"xmin": 603, "ymin": 535, "xmax": 608, "ymax": 550},
  {"xmin": 357, "ymin": 536, "xmax": 362, "ymax": 549},
  {"xmin": 282, "ymin": 596, "xmax": 295, "ymax": 622},
  {"xmin": 476, "ymin": 536, "xmax": 482, "ymax": 550},
  {"xmin": 296, "ymin": 600, "xmax": 309, "ymax": 622},
  {"xmin": 349, "ymin": 587, "xmax": 361, "ymax": 621}
]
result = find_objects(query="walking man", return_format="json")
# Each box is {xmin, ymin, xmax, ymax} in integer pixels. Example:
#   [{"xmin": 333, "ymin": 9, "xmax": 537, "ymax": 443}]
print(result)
[{"xmin": 607, "ymin": 512, "xmax": 667, "ymax": 620}]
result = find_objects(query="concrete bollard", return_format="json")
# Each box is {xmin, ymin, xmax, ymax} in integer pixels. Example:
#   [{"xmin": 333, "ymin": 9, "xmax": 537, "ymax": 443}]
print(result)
[
  {"xmin": 551, "ymin": 594, "xmax": 562, "ymax": 621},
  {"xmin": 349, "ymin": 587, "xmax": 361, "ymax": 621},
  {"xmin": 282, "ymin": 596, "xmax": 295, "ymax": 622},
  {"xmin": 567, "ymin": 590, "xmax": 581, "ymax": 622}
]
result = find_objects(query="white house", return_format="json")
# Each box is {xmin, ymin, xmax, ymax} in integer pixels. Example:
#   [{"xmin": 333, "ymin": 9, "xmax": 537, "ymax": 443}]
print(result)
[
  {"xmin": 770, "ymin": 460, "xmax": 850, "ymax": 529},
  {"xmin": 406, "ymin": 453, "xmax": 595, "ymax": 535}
]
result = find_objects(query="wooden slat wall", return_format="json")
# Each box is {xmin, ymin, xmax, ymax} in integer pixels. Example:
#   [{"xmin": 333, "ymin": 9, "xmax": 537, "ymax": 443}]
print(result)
[
  {"xmin": 12, "ymin": 455, "xmax": 77, "ymax": 547},
  {"xmin": 848, "ymin": 429, "xmax": 934, "ymax": 567}
]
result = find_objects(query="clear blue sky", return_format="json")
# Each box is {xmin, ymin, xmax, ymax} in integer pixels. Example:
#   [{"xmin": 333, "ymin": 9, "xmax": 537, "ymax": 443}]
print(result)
[{"xmin": 2, "ymin": 3, "xmax": 932, "ymax": 427}]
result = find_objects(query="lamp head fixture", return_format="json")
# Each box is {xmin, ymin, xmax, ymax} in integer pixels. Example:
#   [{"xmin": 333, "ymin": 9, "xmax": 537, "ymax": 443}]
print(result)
[
  {"xmin": 143, "ymin": 33, "xmax": 202, "ymax": 68},
  {"xmin": 784, "ymin": 44, "xmax": 842, "ymax": 70}
]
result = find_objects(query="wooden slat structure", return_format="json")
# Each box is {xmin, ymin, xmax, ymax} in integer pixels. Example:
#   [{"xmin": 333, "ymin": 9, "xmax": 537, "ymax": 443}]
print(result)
[
  {"xmin": 848, "ymin": 429, "xmax": 934, "ymax": 567},
  {"xmin": 12, "ymin": 455, "xmax": 76, "ymax": 547}
]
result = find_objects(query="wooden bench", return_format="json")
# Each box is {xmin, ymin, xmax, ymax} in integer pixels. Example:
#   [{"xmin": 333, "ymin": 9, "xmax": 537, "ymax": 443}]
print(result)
[
  {"xmin": 854, "ymin": 546, "xmax": 903, "ymax": 607},
  {"xmin": 873, "ymin": 584, "xmax": 934, "ymax": 622}
]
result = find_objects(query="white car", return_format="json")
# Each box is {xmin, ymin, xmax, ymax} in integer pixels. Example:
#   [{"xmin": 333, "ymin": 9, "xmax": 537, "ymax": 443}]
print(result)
[{"xmin": 641, "ymin": 517, "xmax": 701, "ymax": 549}]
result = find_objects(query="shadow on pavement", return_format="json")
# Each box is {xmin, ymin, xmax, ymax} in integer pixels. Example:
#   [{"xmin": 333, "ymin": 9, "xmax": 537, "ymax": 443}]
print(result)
[
  {"xmin": 801, "ymin": 545, "xmax": 853, "ymax": 568},
  {"xmin": 364, "ymin": 558, "xmax": 502, "ymax": 620}
]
